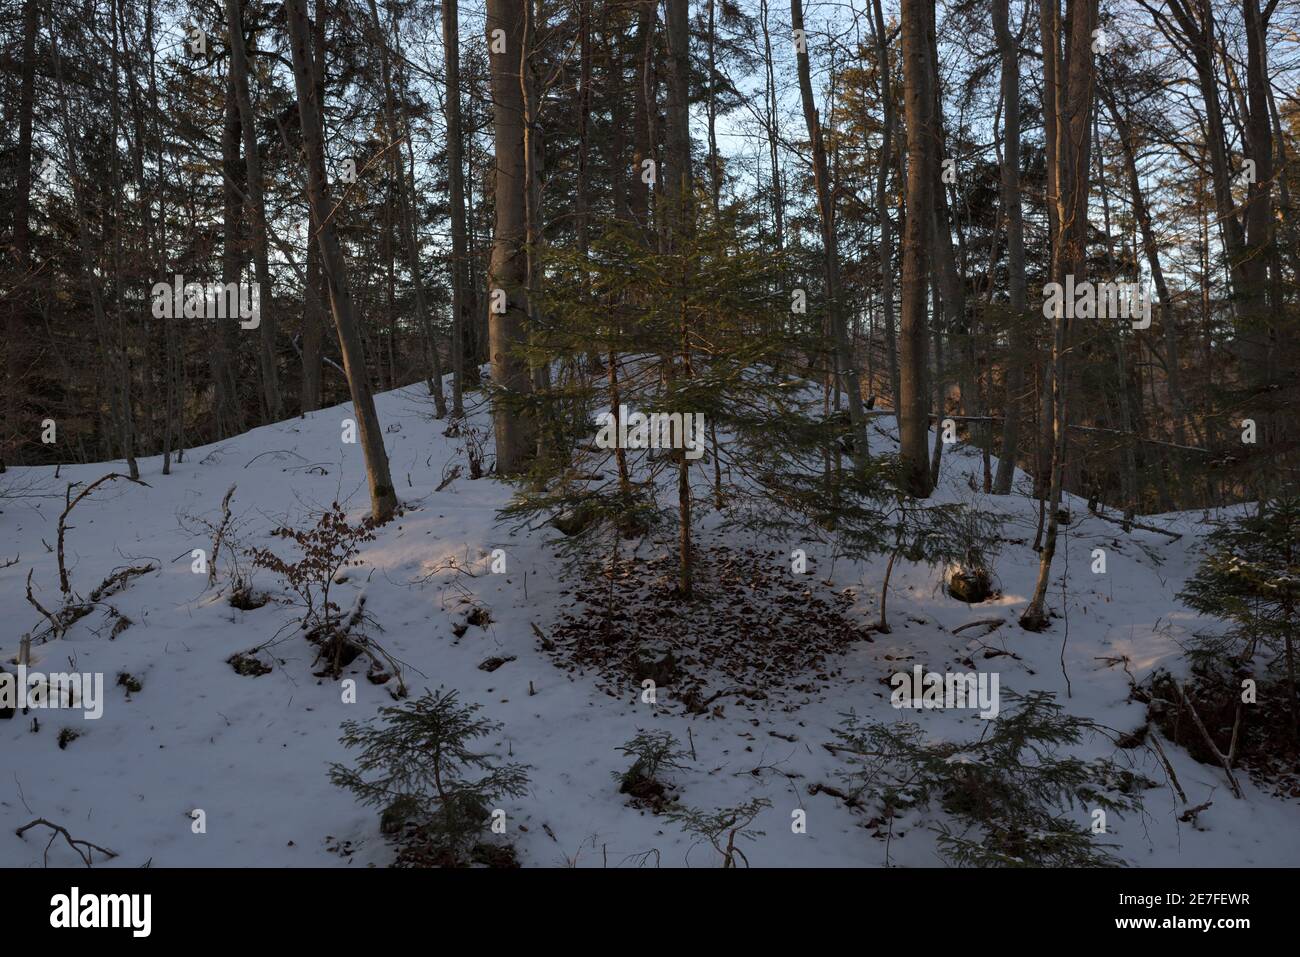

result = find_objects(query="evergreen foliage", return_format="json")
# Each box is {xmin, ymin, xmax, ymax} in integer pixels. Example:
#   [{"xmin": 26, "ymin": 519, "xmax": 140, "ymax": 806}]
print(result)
[
  {"xmin": 1178, "ymin": 497, "xmax": 1300, "ymax": 733},
  {"xmin": 834, "ymin": 691, "xmax": 1148, "ymax": 866},
  {"xmin": 329, "ymin": 688, "xmax": 530, "ymax": 864},
  {"xmin": 662, "ymin": 797, "xmax": 771, "ymax": 868},
  {"xmin": 501, "ymin": 208, "xmax": 900, "ymax": 590},
  {"xmin": 613, "ymin": 729, "xmax": 691, "ymax": 790}
]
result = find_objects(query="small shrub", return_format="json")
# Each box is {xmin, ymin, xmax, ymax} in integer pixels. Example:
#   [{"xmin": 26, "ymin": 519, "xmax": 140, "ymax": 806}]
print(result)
[
  {"xmin": 459, "ymin": 424, "xmax": 490, "ymax": 480},
  {"xmin": 613, "ymin": 730, "xmax": 690, "ymax": 809},
  {"xmin": 663, "ymin": 798, "xmax": 771, "ymax": 868},
  {"xmin": 329, "ymin": 688, "xmax": 529, "ymax": 866},
  {"xmin": 614, "ymin": 729, "xmax": 690, "ymax": 794},
  {"xmin": 249, "ymin": 504, "xmax": 402, "ymax": 688},
  {"xmin": 248, "ymin": 503, "xmax": 376, "ymax": 639}
]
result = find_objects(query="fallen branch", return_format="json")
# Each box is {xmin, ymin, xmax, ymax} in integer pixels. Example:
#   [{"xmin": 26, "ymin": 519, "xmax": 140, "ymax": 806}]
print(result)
[
  {"xmin": 530, "ymin": 621, "xmax": 555, "ymax": 650},
  {"xmin": 1146, "ymin": 731, "xmax": 1188, "ymax": 805},
  {"xmin": 88, "ymin": 563, "xmax": 157, "ymax": 602},
  {"xmin": 1175, "ymin": 682, "xmax": 1243, "ymax": 799},
  {"xmin": 952, "ymin": 617, "xmax": 1007, "ymax": 635},
  {"xmin": 243, "ymin": 450, "xmax": 308, "ymax": 469},
  {"xmin": 436, "ymin": 464, "xmax": 462, "ymax": 492},
  {"xmin": 15, "ymin": 818, "xmax": 118, "ymax": 867},
  {"xmin": 807, "ymin": 782, "xmax": 864, "ymax": 809},
  {"xmin": 1088, "ymin": 504, "xmax": 1183, "ymax": 541},
  {"xmin": 28, "ymin": 563, "xmax": 154, "ymax": 644},
  {"xmin": 25, "ymin": 569, "xmax": 61, "ymax": 640},
  {"xmin": 305, "ymin": 595, "xmax": 408, "ymax": 697},
  {"xmin": 58, "ymin": 473, "xmax": 151, "ymax": 597},
  {"xmin": 864, "ymin": 411, "xmax": 1213, "ymax": 454}
]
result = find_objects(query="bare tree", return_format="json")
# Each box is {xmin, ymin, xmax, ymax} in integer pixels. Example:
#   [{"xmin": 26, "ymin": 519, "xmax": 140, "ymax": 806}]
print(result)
[
  {"xmin": 284, "ymin": 0, "xmax": 397, "ymax": 522},
  {"xmin": 1021, "ymin": 0, "xmax": 1099, "ymax": 631},
  {"xmin": 443, "ymin": 0, "xmax": 470, "ymax": 418},
  {"xmin": 869, "ymin": 0, "xmax": 900, "ymax": 415},
  {"xmin": 898, "ymin": 0, "xmax": 934, "ymax": 497},
  {"xmin": 224, "ymin": 0, "xmax": 283, "ymax": 421},
  {"xmin": 992, "ymin": 0, "xmax": 1028, "ymax": 494},
  {"xmin": 486, "ymin": 0, "xmax": 535, "ymax": 474},
  {"xmin": 792, "ymin": 0, "xmax": 868, "ymax": 465}
]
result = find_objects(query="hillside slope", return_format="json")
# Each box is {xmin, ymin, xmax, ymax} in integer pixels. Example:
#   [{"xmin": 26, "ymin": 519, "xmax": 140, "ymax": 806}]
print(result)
[{"xmin": 2, "ymin": 381, "xmax": 1296, "ymax": 868}]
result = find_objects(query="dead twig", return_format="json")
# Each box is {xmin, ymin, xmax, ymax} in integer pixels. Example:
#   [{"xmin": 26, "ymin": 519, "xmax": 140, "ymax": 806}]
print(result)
[
  {"xmin": 807, "ymin": 782, "xmax": 864, "ymax": 809},
  {"xmin": 436, "ymin": 464, "xmax": 463, "ymax": 492},
  {"xmin": 58, "ymin": 473, "xmax": 150, "ymax": 597},
  {"xmin": 1178, "ymin": 799, "xmax": 1213, "ymax": 823},
  {"xmin": 1146, "ymin": 731, "xmax": 1188, "ymax": 805},
  {"xmin": 952, "ymin": 617, "xmax": 1007, "ymax": 635},
  {"xmin": 1089, "ymin": 504, "xmax": 1183, "ymax": 541},
  {"xmin": 243, "ymin": 450, "xmax": 309, "ymax": 469},
  {"xmin": 88, "ymin": 563, "xmax": 157, "ymax": 602},
  {"xmin": 15, "ymin": 818, "xmax": 118, "ymax": 867},
  {"xmin": 530, "ymin": 621, "xmax": 555, "ymax": 650},
  {"xmin": 1175, "ymin": 682, "xmax": 1244, "ymax": 799},
  {"xmin": 209, "ymin": 485, "xmax": 237, "ymax": 587},
  {"xmin": 25, "ymin": 569, "xmax": 61, "ymax": 640}
]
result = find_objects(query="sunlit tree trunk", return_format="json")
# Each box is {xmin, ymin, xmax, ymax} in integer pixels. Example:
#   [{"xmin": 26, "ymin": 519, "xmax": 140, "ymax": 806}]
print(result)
[
  {"xmin": 285, "ymin": 0, "xmax": 397, "ymax": 521},
  {"xmin": 485, "ymin": 0, "xmax": 535, "ymax": 474}
]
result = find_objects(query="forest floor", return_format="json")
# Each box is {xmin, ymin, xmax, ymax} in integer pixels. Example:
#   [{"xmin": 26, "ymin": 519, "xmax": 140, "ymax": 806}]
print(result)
[{"xmin": 2, "ymin": 377, "xmax": 1298, "ymax": 868}]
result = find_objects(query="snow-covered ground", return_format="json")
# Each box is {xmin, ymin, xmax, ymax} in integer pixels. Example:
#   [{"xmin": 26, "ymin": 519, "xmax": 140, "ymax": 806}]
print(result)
[{"xmin": 3, "ymin": 380, "xmax": 1297, "ymax": 868}]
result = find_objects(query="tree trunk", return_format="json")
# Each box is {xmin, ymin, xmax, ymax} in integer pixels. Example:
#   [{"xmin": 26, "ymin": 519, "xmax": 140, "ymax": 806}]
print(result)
[
  {"xmin": 898, "ymin": 0, "xmax": 934, "ymax": 497},
  {"xmin": 630, "ymin": 2, "xmax": 656, "ymax": 236},
  {"xmin": 300, "ymin": 1, "xmax": 326, "ymax": 413},
  {"xmin": 664, "ymin": 0, "xmax": 692, "ymax": 241},
  {"xmin": 1100, "ymin": 83, "xmax": 1188, "ymax": 495},
  {"xmin": 520, "ymin": 0, "xmax": 550, "ymax": 405},
  {"xmin": 869, "ymin": 0, "xmax": 899, "ymax": 417},
  {"xmin": 219, "ymin": 78, "xmax": 247, "ymax": 438},
  {"xmin": 706, "ymin": 0, "xmax": 720, "ymax": 213},
  {"xmin": 485, "ymin": 0, "xmax": 535, "ymax": 475},
  {"xmin": 760, "ymin": 0, "xmax": 786, "ymax": 256},
  {"xmin": 1021, "ymin": 0, "xmax": 1098, "ymax": 631},
  {"xmin": 664, "ymin": 0, "xmax": 694, "ymax": 595},
  {"xmin": 224, "ymin": 0, "xmax": 283, "ymax": 420},
  {"xmin": 792, "ymin": 0, "xmax": 868, "ymax": 465},
  {"xmin": 992, "ymin": 0, "xmax": 1027, "ymax": 494},
  {"xmin": 284, "ymin": 0, "xmax": 397, "ymax": 522},
  {"xmin": 442, "ymin": 0, "xmax": 468, "ymax": 417},
  {"xmin": 369, "ymin": 0, "xmax": 447, "ymax": 417}
]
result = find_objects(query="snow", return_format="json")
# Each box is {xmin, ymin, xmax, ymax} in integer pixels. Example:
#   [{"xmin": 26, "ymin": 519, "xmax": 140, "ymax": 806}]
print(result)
[{"xmin": 2, "ymin": 379, "xmax": 1297, "ymax": 868}]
